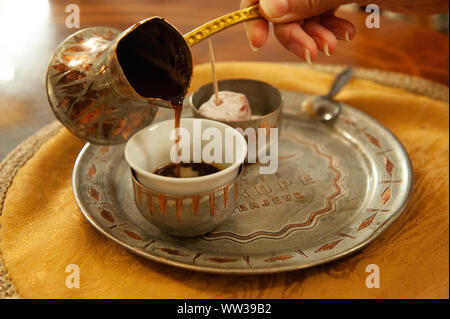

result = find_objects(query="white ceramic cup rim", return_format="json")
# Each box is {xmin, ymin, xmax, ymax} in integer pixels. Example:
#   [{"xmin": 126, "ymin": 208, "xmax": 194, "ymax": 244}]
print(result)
[{"xmin": 124, "ymin": 118, "xmax": 248, "ymax": 186}]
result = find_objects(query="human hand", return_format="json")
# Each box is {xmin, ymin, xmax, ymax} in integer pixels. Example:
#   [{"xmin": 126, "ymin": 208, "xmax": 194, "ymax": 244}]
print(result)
[
  {"xmin": 241, "ymin": 0, "xmax": 449, "ymax": 63},
  {"xmin": 241, "ymin": 0, "xmax": 356, "ymax": 63}
]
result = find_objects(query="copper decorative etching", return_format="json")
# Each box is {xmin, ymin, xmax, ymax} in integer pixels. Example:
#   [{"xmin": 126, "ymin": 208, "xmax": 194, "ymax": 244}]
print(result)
[
  {"xmin": 47, "ymin": 27, "xmax": 163, "ymax": 145},
  {"xmin": 73, "ymin": 91, "xmax": 413, "ymax": 274},
  {"xmin": 47, "ymin": 5, "xmax": 266, "ymax": 145},
  {"xmin": 130, "ymin": 168, "xmax": 242, "ymax": 237},
  {"xmin": 201, "ymin": 134, "xmax": 347, "ymax": 243}
]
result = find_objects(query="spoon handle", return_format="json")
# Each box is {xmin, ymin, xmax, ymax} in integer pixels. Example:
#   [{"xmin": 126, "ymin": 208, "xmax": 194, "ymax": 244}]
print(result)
[
  {"xmin": 327, "ymin": 67, "xmax": 354, "ymax": 100},
  {"xmin": 184, "ymin": 4, "xmax": 261, "ymax": 47}
]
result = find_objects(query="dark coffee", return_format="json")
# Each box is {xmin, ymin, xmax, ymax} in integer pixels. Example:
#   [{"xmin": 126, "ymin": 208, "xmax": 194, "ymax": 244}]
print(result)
[
  {"xmin": 118, "ymin": 29, "xmax": 187, "ymax": 177},
  {"xmin": 116, "ymin": 19, "xmax": 196, "ymax": 178},
  {"xmin": 154, "ymin": 162, "xmax": 222, "ymax": 178},
  {"xmin": 116, "ymin": 19, "xmax": 189, "ymax": 105}
]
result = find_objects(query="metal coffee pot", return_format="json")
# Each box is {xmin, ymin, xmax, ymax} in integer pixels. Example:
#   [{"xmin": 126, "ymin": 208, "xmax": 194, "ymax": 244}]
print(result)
[{"xmin": 46, "ymin": 5, "xmax": 261, "ymax": 145}]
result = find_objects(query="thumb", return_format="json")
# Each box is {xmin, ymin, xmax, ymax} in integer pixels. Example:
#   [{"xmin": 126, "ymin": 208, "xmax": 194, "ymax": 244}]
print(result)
[{"xmin": 259, "ymin": 0, "xmax": 349, "ymax": 22}]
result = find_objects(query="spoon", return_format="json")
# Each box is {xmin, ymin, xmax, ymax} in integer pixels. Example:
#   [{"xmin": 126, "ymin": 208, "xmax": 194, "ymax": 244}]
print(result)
[{"xmin": 300, "ymin": 67, "xmax": 354, "ymax": 122}]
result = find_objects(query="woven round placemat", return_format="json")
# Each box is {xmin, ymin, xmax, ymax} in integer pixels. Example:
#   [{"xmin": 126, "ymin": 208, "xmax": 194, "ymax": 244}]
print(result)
[
  {"xmin": 0, "ymin": 64, "xmax": 448, "ymax": 298},
  {"xmin": 0, "ymin": 121, "xmax": 62, "ymax": 298}
]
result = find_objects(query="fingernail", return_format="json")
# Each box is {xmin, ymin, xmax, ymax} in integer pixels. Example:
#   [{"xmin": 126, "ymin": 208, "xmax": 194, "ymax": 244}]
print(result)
[
  {"xmin": 324, "ymin": 42, "xmax": 331, "ymax": 56},
  {"xmin": 345, "ymin": 31, "xmax": 351, "ymax": 42},
  {"xmin": 304, "ymin": 48, "xmax": 312, "ymax": 64},
  {"xmin": 244, "ymin": 23, "xmax": 259, "ymax": 52},
  {"xmin": 260, "ymin": 0, "xmax": 289, "ymax": 19},
  {"xmin": 250, "ymin": 42, "xmax": 259, "ymax": 52}
]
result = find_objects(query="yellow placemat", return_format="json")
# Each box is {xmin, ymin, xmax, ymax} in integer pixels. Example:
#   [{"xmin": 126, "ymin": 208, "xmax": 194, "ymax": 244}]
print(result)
[{"xmin": 1, "ymin": 62, "xmax": 448, "ymax": 298}]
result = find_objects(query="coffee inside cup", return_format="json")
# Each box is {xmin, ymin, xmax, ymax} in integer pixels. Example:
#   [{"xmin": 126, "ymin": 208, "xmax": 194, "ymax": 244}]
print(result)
[
  {"xmin": 153, "ymin": 162, "xmax": 224, "ymax": 178},
  {"xmin": 125, "ymin": 118, "xmax": 247, "ymax": 195}
]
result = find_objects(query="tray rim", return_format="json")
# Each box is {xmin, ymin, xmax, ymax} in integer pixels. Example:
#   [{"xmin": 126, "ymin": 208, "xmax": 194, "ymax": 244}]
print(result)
[{"xmin": 72, "ymin": 94, "xmax": 413, "ymax": 275}]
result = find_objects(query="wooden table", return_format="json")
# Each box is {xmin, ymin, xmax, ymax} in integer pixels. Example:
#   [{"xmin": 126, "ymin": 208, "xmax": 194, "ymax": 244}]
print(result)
[{"xmin": 0, "ymin": 0, "xmax": 448, "ymax": 160}]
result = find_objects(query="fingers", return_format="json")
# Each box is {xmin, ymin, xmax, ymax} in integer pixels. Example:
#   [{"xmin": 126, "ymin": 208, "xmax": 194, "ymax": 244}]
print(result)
[
  {"xmin": 239, "ymin": 1, "xmax": 356, "ymax": 61},
  {"xmin": 320, "ymin": 13, "xmax": 356, "ymax": 41},
  {"xmin": 245, "ymin": 19, "xmax": 270, "ymax": 50},
  {"xmin": 274, "ymin": 22, "xmax": 318, "ymax": 64},
  {"xmin": 241, "ymin": 0, "xmax": 269, "ymax": 50},
  {"xmin": 273, "ymin": 16, "xmax": 351, "ymax": 63},
  {"xmin": 303, "ymin": 19, "xmax": 338, "ymax": 56},
  {"xmin": 259, "ymin": 0, "xmax": 348, "ymax": 23}
]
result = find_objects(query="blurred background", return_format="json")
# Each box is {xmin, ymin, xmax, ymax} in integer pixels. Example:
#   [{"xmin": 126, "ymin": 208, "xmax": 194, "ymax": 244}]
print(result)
[{"xmin": 0, "ymin": 0, "xmax": 448, "ymax": 160}]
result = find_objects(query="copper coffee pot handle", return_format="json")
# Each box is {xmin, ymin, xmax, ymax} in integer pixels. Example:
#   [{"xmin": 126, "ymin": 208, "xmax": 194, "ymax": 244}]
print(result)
[{"xmin": 184, "ymin": 4, "xmax": 262, "ymax": 47}]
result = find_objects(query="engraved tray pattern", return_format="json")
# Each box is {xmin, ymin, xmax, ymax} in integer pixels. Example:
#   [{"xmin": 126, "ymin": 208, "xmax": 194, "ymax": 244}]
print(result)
[{"xmin": 73, "ymin": 90, "xmax": 413, "ymax": 274}]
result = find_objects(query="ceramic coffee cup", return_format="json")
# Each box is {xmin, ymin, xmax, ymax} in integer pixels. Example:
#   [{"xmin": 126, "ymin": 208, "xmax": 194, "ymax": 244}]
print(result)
[{"xmin": 125, "ymin": 118, "xmax": 247, "ymax": 237}]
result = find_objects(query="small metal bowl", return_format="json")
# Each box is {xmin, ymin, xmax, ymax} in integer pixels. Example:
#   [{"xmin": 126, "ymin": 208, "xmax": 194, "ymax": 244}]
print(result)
[
  {"xmin": 190, "ymin": 79, "xmax": 283, "ymax": 162},
  {"xmin": 190, "ymin": 79, "xmax": 283, "ymax": 129}
]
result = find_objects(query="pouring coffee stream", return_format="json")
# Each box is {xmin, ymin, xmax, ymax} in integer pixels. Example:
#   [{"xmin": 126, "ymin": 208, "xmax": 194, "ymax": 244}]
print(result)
[
  {"xmin": 120, "ymin": 4, "xmax": 261, "ymax": 177},
  {"xmin": 46, "ymin": 5, "xmax": 262, "ymax": 145}
]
